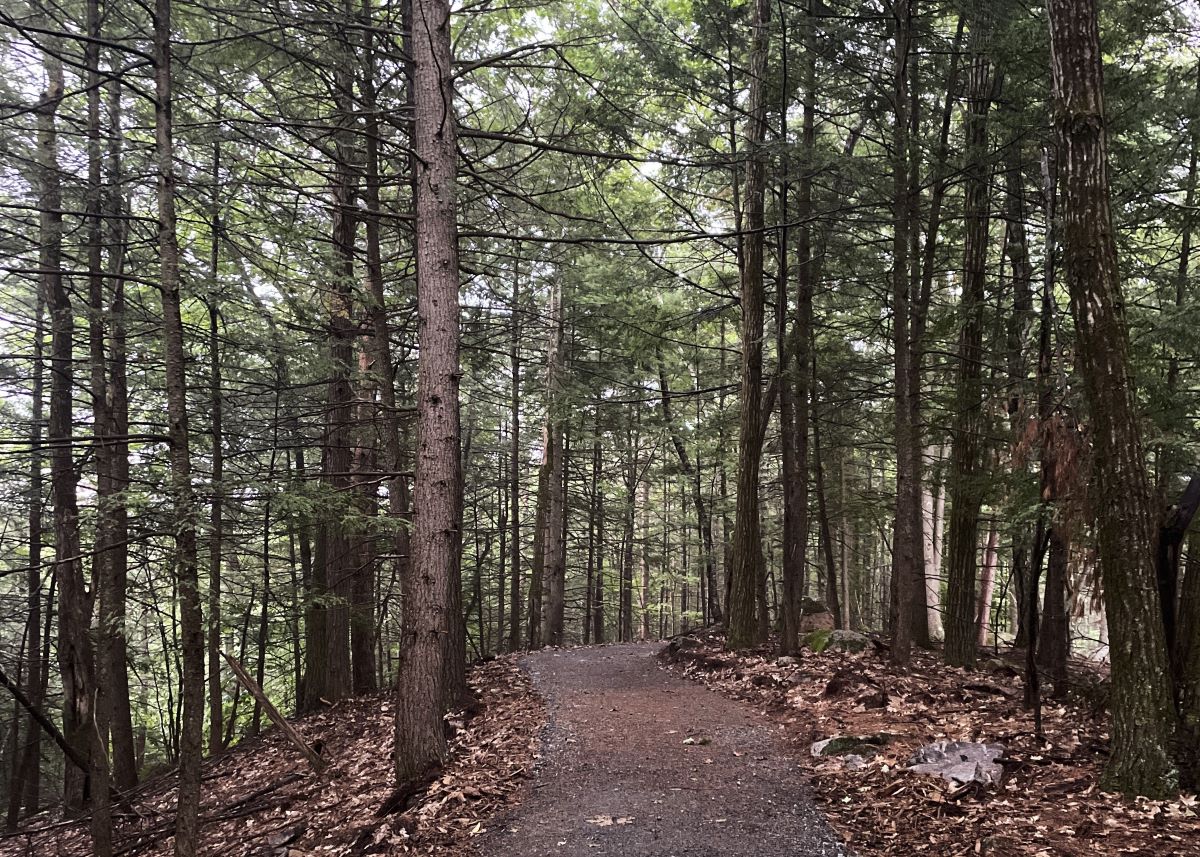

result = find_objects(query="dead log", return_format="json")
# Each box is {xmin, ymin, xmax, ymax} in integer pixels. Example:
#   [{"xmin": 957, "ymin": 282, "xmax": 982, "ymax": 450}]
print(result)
[
  {"xmin": 0, "ymin": 665, "xmax": 89, "ymax": 772},
  {"xmin": 221, "ymin": 653, "xmax": 327, "ymax": 774}
]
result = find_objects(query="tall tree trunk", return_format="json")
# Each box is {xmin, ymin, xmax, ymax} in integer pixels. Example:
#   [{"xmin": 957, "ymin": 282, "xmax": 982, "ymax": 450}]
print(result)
[
  {"xmin": 83, "ymin": 4, "xmax": 113, "ymax": 847},
  {"xmin": 943, "ymin": 9, "xmax": 995, "ymax": 669},
  {"xmin": 640, "ymin": 479, "xmax": 652, "ymax": 640},
  {"xmin": 888, "ymin": 0, "xmax": 918, "ymax": 665},
  {"xmin": 543, "ymin": 284, "xmax": 567, "ymax": 645},
  {"xmin": 154, "ymin": 1, "xmax": 205, "ymax": 850},
  {"xmin": 507, "ymin": 271, "xmax": 522, "ymax": 652},
  {"xmin": 10, "ymin": 242, "xmax": 45, "ymax": 828},
  {"xmin": 812, "ymin": 384, "xmax": 842, "ymax": 628},
  {"xmin": 360, "ymin": 0, "xmax": 409, "ymax": 685},
  {"xmin": 620, "ymin": 414, "xmax": 639, "ymax": 643},
  {"xmin": 394, "ymin": 0, "xmax": 462, "ymax": 782},
  {"xmin": 206, "ymin": 141, "xmax": 225, "ymax": 755},
  {"xmin": 103, "ymin": 70, "xmax": 135, "ymax": 792},
  {"xmin": 727, "ymin": 0, "xmax": 771, "ymax": 650},
  {"xmin": 1046, "ymin": 0, "xmax": 1177, "ymax": 797},
  {"xmin": 306, "ymin": 35, "xmax": 358, "ymax": 709},
  {"xmin": 39, "ymin": 25, "xmax": 93, "ymax": 816},
  {"xmin": 1004, "ymin": 140, "xmax": 1036, "ymax": 664},
  {"xmin": 527, "ymin": 438, "xmax": 548, "ymax": 649}
]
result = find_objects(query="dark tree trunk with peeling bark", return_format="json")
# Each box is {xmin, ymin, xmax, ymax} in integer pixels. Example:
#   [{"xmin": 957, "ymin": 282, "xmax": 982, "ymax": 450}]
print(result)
[
  {"xmin": 1046, "ymin": 0, "xmax": 1177, "ymax": 797},
  {"xmin": 395, "ymin": 0, "xmax": 462, "ymax": 784}
]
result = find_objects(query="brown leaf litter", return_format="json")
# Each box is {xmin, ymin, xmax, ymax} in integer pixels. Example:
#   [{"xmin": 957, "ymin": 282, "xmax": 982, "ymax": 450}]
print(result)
[
  {"xmin": 660, "ymin": 630, "xmax": 1200, "ymax": 857},
  {"xmin": 0, "ymin": 656, "xmax": 543, "ymax": 857}
]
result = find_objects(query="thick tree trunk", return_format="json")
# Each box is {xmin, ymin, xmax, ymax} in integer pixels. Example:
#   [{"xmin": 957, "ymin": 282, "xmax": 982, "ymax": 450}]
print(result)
[
  {"xmin": 727, "ymin": 0, "xmax": 771, "ymax": 650},
  {"xmin": 1046, "ymin": 0, "xmax": 1177, "ymax": 797},
  {"xmin": 395, "ymin": 0, "xmax": 462, "ymax": 783}
]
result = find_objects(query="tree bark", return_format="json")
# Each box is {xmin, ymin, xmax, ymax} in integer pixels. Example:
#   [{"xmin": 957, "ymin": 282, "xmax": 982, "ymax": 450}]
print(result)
[
  {"xmin": 727, "ymin": 0, "xmax": 771, "ymax": 650},
  {"xmin": 154, "ymin": 1, "xmax": 205, "ymax": 850},
  {"xmin": 9, "ymin": 235, "xmax": 45, "ymax": 830},
  {"xmin": 395, "ymin": 0, "xmax": 462, "ymax": 783},
  {"xmin": 542, "ymin": 283, "xmax": 568, "ymax": 645},
  {"xmin": 83, "ymin": 5, "xmax": 113, "ymax": 847},
  {"xmin": 1046, "ymin": 0, "xmax": 1177, "ymax": 796},
  {"xmin": 943, "ymin": 7, "xmax": 995, "ymax": 669},
  {"xmin": 206, "ymin": 141, "xmax": 225, "ymax": 755},
  {"xmin": 888, "ymin": 0, "xmax": 918, "ymax": 665},
  {"xmin": 508, "ymin": 271, "xmax": 522, "ymax": 652}
]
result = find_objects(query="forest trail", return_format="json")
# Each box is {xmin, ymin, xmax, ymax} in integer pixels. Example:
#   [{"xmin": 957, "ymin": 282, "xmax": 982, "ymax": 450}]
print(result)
[{"xmin": 482, "ymin": 643, "xmax": 847, "ymax": 857}]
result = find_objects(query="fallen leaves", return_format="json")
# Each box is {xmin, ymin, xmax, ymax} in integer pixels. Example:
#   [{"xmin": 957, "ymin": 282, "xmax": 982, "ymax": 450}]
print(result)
[
  {"xmin": 0, "ymin": 657, "xmax": 544, "ymax": 857},
  {"xmin": 660, "ymin": 634, "xmax": 1200, "ymax": 856}
]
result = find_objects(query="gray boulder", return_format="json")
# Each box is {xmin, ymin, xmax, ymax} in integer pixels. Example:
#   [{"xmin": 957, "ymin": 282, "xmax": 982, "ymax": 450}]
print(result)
[
  {"xmin": 907, "ymin": 740, "xmax": 1006, "ymax": 786},
  {"xmin": 802, "ymin": 629, "xmax": 870, "ymax": 653}
]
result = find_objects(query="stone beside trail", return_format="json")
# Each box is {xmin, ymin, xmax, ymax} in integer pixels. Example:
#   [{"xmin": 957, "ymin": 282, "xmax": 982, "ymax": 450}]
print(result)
[{"xmin": 481, "ymin": 643, "xmax": 848, "ymax": 857}]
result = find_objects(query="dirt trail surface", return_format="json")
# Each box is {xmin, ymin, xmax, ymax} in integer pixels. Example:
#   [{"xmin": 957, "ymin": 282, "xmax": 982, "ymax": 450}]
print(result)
[{"xmin": 482, "ymin": 643, "xmax": 847, "ymax": 857}]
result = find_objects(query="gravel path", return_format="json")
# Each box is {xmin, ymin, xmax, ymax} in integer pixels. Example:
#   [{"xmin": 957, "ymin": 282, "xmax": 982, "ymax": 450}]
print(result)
[{"xmin": 481, "ymin": 643, "xmax": 848, "ymax": 857}]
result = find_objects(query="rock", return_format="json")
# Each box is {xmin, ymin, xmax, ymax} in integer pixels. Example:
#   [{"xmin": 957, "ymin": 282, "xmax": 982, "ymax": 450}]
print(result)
[
  {"xmin": 855, "ymin": 688, "xmax": 889, "ymax": 709},
  {"xmin": 802, "ymin": 629, "xmax": 870, "ymax": 653},
  {"xmin": 810, "ymin": 733, "xmax": 893, "ymax": 758},
  {"xmin": 775, "ymin": 655, "xmax": 800, "ymax": 667},
  {"xmin": 842, "ymin": 754, "xmax": 868, "ymax": 771},
  {"xmin": 981, "ymin": 657, "xmax": 1020, "ymax": 677},
  {"xmin": 800, "ymin": 597, "xmax": 829, "ymax": 615},
  {"xmin": 907, "ymin": 740, "xmax": 1006, "ymax": 786},
  {"xmin": 799, "ymin": 611, "xmax": 835, "ymax": 632}
]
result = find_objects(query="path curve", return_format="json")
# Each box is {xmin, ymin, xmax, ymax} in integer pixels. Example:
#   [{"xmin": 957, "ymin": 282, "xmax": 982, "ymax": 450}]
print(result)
[{"xmin": 482, "ymin": 643, "xmax": 847, "ymax": 856}]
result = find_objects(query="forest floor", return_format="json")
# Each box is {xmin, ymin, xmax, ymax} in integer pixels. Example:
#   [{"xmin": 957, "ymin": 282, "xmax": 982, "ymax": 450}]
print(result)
[
  {"xmin": 659, "ymin": 628, "xmax": 1200, "ymax": 856},
  {"xmin": 0, "ymin": 658, "xmax": 543, "ymax": 857},
  {"xmin": 480, "ymin": 642, "xmax": 847, "ymax": 856}
]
